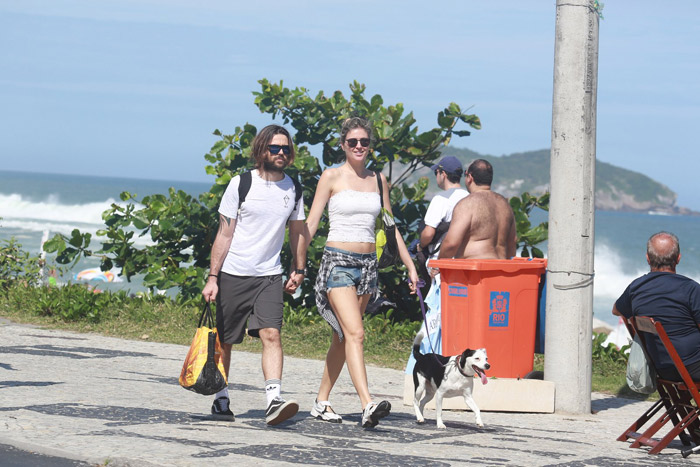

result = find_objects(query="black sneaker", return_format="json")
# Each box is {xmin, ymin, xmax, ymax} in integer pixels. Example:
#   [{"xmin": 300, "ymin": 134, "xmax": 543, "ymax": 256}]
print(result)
[
  {"xmin": 211, "ymin": 396, "xmax": 234, "ymax": 421},
  {"xmin": 361, "ymin": 400, "xmax": 391, "ymax": 428},
  {"xmin": 265, "ymin": 397, "xmax": 299, "ymax": 426}
]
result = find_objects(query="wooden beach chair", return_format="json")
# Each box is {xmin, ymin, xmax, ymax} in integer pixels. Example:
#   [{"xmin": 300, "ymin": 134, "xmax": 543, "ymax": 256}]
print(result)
[{"xmin": 617, "ymin": 316, "xmax": 700, "ymax": 454}]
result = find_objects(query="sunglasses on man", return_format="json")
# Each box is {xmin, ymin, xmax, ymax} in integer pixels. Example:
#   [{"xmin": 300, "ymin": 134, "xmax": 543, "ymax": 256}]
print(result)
[
  {"xmin": 346, "ymin": 138, "xmax": 370, "ymax": 148},
  {"xmin": 268, "ymin": 144, "xmax": 291, "ymax": 155}
]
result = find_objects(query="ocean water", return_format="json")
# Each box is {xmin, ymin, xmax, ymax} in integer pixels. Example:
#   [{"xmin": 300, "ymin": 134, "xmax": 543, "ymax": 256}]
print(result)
[
  {"xmin": 2, "ymin": 170, "xmax": 699, "ymax": 326},
  {"xmin": 528, "ymin": 209, "xmax": 700, "ymax": 327},
  {"xmin": 0, "ymin": 170, "xmax": 212, "ymax": 295}
]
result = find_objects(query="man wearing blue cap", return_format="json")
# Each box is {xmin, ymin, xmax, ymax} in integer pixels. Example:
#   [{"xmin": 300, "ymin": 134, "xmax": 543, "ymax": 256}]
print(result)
[{"xmin": 418, "ymin": 155, "xmax": 469, "ymax": 265}]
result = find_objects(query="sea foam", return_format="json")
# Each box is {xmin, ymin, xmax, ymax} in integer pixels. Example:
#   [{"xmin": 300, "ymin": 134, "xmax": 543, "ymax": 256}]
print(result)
[
  {"xmin": 0, "ymin": 193, "xmax": 121, "ymax": 225},
  {"xmin": 593, "ymin": 243, "xmax": 648, "ymax": 300},
  {"xmin": 0, "ymin": 193, "xmax": 150, "ymax": 247}
]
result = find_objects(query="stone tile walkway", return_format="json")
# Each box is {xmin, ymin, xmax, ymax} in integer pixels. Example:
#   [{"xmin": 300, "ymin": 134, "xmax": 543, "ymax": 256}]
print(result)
[{"xmin": 0, "ymin": 319, "xmax": 697, "ymax": 466}]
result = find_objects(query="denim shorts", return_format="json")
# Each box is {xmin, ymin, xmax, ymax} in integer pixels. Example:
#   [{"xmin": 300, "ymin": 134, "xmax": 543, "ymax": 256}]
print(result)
[{"xmin": 325, "ymin": 247, "xmax": 378, "ymax": 290}]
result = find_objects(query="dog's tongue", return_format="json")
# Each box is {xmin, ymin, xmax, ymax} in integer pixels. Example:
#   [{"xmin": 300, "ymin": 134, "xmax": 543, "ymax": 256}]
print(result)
[
  {"xmin": 480, "ymin": 371, "xmax": 488, "ymax": 385},
  {"xmin": 474, "ymin": 367, "xmax": 488, "ymax": 385}
]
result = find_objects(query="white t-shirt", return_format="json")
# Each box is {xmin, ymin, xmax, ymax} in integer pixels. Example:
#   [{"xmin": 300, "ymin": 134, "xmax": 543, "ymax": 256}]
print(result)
[
  {"xmin": 423, "ymin": 187, "xmax": 469, "ymax": 259},
  {"xmin": 218, "ymin": 170, "xmax": 305, "ymax": 276}
]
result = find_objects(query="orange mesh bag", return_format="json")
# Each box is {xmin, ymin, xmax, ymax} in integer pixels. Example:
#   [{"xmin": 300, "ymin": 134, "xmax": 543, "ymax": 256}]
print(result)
[{"xmin": 179, "ymin": 302, "xmax": 227, "ymax": 395}]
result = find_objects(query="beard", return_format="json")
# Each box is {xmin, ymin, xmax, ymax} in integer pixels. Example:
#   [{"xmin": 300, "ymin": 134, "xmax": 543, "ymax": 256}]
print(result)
[{"xmin": 262, "ymin": 158, "xmax": 285, "ymax": 173}]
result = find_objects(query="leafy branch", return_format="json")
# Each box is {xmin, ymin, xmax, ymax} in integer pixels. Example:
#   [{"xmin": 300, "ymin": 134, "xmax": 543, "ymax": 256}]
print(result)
[{"xmin": 43, "ymin": 79, "xmax": 486, "ymax": 315}]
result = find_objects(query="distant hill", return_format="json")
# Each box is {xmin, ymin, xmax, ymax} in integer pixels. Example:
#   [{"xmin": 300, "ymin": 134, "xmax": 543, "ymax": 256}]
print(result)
[{"xmin": 409, "ymin": 147, "xmax": 693, "ymax": 214}]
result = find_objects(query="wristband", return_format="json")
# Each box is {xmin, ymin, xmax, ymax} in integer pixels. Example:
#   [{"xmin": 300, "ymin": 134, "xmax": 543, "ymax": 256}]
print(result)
[
  {"xmin": 294, "ymin": 268, "xmax": 307, "ymax": 275},
  {"xmin": 208, "ymin": 274, "xmax": 219, "ymax": 278}
]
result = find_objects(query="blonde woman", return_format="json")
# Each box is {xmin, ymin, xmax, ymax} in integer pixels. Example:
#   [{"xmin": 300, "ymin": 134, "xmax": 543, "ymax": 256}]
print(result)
[{"xmin": 292, "ymin": 117, "xmax": 418, "ymax": 427}]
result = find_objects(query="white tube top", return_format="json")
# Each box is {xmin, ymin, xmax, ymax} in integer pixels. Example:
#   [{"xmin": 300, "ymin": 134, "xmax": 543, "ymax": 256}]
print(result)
[{"xmin": 327, "ymin": 190, "xmax": 381, "ymax": 243}]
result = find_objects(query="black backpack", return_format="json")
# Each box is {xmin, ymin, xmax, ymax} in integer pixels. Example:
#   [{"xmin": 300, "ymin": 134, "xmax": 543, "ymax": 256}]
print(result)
[
  {"xmin": 417, "ymin": 220, "xmax": 451, "ymax": 256},
  {"xmin": 415, "ymin": 220, "xmax": 451, "ymax": 282},
  {"xmin": 237, "ymin": 170, "xmax": 302, "ymax": 215}
]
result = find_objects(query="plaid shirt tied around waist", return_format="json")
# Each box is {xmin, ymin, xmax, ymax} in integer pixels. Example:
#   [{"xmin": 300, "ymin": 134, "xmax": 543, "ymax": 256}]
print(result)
[{"xmin": 314, "ymin": 247, "xmax": 378, "ymax": 341}]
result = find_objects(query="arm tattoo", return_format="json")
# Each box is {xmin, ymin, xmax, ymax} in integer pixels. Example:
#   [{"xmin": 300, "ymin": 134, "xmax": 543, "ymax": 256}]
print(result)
[{"xmin": 218, "ymin": 214, "xmax": 232, "ymax": 233}]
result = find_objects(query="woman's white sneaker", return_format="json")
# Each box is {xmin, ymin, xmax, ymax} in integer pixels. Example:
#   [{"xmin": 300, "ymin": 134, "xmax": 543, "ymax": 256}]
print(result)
[
  {"xmin": 310, "ymin": 400, "xmax": 342, "ymax": 423},
  {"xmin": 361, "ymin": 400, "xmax": 391, "ymax": 428}
]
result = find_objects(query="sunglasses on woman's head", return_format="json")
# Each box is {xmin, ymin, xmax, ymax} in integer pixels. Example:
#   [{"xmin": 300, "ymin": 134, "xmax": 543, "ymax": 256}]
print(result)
[
  {"xmin": 268, "ymin": 144, "xmax": 291, "ymax": 155},
  {"xmin": 346, "ymin": 138, "xmax": 370, "ymax": 148}
]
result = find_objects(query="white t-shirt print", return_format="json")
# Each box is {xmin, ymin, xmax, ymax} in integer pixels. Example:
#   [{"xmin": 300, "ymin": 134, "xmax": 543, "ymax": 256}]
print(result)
[{"xmin": 218, "ymin": 170, "xmax": 305, "ymax": 276}]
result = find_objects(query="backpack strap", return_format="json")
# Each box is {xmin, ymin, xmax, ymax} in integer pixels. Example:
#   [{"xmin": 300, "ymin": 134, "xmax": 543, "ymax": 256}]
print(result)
[
  {"xmin": 237, "ymin": 171, "xmax": 252, "ymax": 213},
  {"xmin": 428, "ymin": 220, "xmax": 451, "ymax": 255},
  {"xmin": 238, "ymin": 170, "xmax": 303, "ymax": 216},
  {"xmin": 291, "ymin": 176, "xmax": 302, "ymax": 213}
]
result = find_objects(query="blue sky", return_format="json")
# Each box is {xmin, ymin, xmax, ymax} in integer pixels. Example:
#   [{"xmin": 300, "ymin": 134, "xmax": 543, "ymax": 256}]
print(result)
[{"xmin": 1, "ymin": 1, "xmax": 699, "ymax": 209}]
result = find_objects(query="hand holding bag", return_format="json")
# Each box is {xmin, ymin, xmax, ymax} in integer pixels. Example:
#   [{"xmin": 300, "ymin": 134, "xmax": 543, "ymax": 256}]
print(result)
[
  {"xmin": 179, "ymin": 302, "xmax": 228, "ymax": 395},
  {"xmin": 375, "ymin": 172, "xmax": 400, "ymax": 269}
]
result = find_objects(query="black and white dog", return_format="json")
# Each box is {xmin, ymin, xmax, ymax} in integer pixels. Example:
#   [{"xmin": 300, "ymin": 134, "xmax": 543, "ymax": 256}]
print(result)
[{"xmin": 412, "ymin": 330, "xmax": 490, "ymax": 429}]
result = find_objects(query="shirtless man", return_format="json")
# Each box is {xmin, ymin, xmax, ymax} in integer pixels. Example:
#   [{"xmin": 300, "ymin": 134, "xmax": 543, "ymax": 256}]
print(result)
[{"xmin": 438, "ymin": 159, "xmax": 517, "ymax": 260}]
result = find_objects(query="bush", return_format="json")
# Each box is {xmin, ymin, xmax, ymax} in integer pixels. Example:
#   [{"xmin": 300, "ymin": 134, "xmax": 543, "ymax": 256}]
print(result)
[
  {"xmin": 365, "ymin": 310, "xmax": 421, "ymax": 342},
  {"xmin": 282, "ymin": 301, "xmax": 321, "ymax": 326},
  {"xmin": 0, "ymin": 238, "xmax": 42, "ymax": 291},
  {"xmin": 27, "ymin": 285, "xmax": 125, "ymax": 322},
  {"xmin": 592, "ymin": 331, "xmax": 630, "ymax": 364},
  {"xmin": 43, "ymin": 80, "xmax": 482, "ymax": 316}
]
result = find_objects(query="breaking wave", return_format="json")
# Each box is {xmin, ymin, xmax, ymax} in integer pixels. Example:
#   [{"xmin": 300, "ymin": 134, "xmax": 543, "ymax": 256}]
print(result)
[{"xmin": 0, "ymin": 193, "xmax": 120, "ymax": 226}]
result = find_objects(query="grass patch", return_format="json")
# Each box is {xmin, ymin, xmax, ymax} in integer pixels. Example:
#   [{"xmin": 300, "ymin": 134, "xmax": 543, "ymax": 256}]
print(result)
[
  {"xmin": 0, "ymin": 284, "xmax": 199, "ymax": 345},
  {"xmin": 534, "ymin": 352, "xmax": 655, "ymax": 401},
  {"xmin": 593, "ymin": 357, "xmax": 655, "ymax": 401},
  {"xmin": 0, "ymin": 284, "xmax": 418, "ymax": 371},
  {"xmin": 0, "ymin": 283, "xmax": 651, "ymax": 395},
  {"xmin": 233, "ymin": 320, "xmax": 418, "ymax": 370}
]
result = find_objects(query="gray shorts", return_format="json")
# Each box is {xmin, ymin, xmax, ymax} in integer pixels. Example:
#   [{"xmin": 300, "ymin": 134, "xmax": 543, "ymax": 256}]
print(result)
[{"xmin": 216, "ymin": 272, "xmax": 283, "ymax": 344}]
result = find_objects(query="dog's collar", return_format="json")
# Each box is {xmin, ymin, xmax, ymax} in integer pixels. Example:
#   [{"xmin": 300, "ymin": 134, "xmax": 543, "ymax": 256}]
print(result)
[{"xmin": 455, "ymin": 360, "xmax": 473, "ymax": 378}]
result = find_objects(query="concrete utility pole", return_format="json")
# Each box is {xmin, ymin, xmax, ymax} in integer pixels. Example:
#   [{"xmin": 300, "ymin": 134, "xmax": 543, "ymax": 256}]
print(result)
[{"xmin": 544, "ymin": 0, "xmax": 599, "ymax": 414}]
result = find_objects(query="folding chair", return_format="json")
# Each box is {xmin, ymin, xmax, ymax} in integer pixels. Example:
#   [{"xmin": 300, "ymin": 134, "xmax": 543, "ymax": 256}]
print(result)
[
  {"xmin": 616, "ymin": 317, "xmax": 685, "ymax": 451},
  {"xmin": 617, "ymin": 316, "xmax": 700, "ymax": 454}
]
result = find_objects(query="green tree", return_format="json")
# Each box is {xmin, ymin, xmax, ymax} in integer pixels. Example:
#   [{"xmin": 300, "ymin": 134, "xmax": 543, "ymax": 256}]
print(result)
[
  {"xmin": 509, "ymin": 192, "xmax": 549, "ymax": 258},
  {"xmin": 0, "ymin": 237, "xmax": 43, "ymax": 291},
  {"xmin": 44, "ymin": 79, "xmax": 482, "ymax": 319}
]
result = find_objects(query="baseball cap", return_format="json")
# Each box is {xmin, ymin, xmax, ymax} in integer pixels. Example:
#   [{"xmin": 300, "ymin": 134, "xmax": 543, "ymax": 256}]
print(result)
[{"xmin": 430, "ymin": 156, "xmax": 463, "ymax": 175}]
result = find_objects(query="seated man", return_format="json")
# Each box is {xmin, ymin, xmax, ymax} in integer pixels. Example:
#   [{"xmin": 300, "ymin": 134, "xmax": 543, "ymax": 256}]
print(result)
[{"xmin": 613, "ymin": 231, "xmax": 700, "ymax": 381}]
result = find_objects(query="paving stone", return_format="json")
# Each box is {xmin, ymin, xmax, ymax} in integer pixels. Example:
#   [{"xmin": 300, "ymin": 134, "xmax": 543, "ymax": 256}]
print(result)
[{"xmin": 0, "ymin": 321, "xmax": 698, "ymax": 466}]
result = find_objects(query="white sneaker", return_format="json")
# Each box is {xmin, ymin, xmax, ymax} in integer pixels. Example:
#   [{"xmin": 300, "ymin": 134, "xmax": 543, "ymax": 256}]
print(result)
[
  {"xmin": 310, "ymin": 400, "xmax": 342, "ymax": 423},
  {"xmin": 361, "ymin": 400, "xmax": 391, "ymax": 428}
]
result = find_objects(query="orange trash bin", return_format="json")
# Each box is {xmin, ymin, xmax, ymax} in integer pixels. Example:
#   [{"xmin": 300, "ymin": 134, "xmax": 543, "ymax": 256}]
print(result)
[{"xmin": 429, "ymin": 257, "xmax": 547, "ymax": 379}]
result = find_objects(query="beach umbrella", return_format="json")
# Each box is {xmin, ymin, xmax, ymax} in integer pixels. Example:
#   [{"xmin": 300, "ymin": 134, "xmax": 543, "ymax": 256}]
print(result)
[{"xmin": 74, "ymin": 268, "xmax": 115, "ymax": 283}]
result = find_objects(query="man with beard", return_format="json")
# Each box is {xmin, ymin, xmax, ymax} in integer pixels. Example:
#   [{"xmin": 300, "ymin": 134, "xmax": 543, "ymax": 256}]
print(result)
[{"xmin": 202, "ymin": 125, "xmax": 306, "ymax": 425}]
